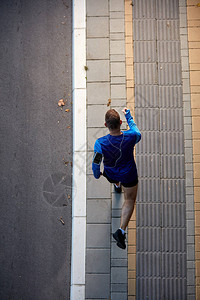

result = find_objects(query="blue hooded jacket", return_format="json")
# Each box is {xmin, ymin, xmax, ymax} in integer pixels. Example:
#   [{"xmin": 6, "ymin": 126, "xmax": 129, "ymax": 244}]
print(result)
[{"xmin": 92, "ymin": 109, "xmax": 141, "ymax": 183}]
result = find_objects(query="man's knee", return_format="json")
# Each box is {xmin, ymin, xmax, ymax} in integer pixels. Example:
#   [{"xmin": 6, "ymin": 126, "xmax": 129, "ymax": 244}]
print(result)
[{"xmin": 124, "ymin": 188, "xmax": 137, "ymax": 201}]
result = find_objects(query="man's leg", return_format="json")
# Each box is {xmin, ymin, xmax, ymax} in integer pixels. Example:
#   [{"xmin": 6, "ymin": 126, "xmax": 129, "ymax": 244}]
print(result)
[
  {"xmin": 120, "ymin": 184, "xmax": 138, "ymax": 230},
  {"xmin": 113, "ymin": 184, "xmax": 138, "ymax": 249}
]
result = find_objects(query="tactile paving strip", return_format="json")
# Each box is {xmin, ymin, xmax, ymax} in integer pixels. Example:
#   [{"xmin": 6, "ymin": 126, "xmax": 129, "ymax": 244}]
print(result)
[{"xmin": 133, "ymin": 0, "xmax": 187, "ymax": 299}]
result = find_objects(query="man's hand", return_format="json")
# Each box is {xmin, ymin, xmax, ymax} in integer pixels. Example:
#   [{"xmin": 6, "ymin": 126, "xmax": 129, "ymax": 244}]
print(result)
[{"xmin": 122, "ymin": 107, "xmax": 128, "ymax": 115}]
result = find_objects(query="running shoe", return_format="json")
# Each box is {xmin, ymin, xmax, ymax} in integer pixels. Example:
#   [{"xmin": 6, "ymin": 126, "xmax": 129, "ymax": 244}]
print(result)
[
  {"xmin": 114, "ymin": 183, "xmax": 122, "ymax": 193},
  {"xmin": 113, "ymin": 229, "xmax": 126, "ymax": 249}
]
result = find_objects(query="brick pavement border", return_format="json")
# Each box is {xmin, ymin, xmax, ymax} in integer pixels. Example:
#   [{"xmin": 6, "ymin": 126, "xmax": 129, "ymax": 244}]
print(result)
[
  {"xmin": 180, "ymin": 0, "xmax": 196, "ymax": 299},
  {"xmin": 124, "ymin": 0, "xmax": 137, "ymax": 299}
]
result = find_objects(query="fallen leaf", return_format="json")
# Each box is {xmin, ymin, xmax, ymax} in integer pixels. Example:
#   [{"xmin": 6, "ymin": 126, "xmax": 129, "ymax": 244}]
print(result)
[
  {"xmin": 67, "ymin": 126, "xmax": 71, "ymax": 128},
  {"xmin": 65, "ymin": 109, "xmax": 70, "ymax": 112},
  {"xmin": 107, "ymin": 99, "xmax": 111, "ymax": 106},
  {"xmin": 84, "ymin": 65, "xmax": 88, "ymax": 70},
  {"xmin": 60, "ymin": 217, "xmax": 65, "ymax": 225},
  {"xmin": 58, "ymin": 99, "xmax": 65, "ymax": 106},
  {"xmin": 197, "ymin": 3, "xmax": 200, "ymax": 7},
  {"xmin": 68, "ymin": 195, "xmax": 71, "ymax": 199}
]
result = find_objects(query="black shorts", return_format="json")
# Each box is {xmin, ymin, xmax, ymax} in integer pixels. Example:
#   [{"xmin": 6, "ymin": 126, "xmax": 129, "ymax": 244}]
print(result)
[{"xmin": 103, "ymin": 171, "xmax": 138, "ymax": 188}]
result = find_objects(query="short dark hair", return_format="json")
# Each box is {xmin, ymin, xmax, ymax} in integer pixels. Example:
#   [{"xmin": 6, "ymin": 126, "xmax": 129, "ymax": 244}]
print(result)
[{"xmin": 105, "ymin": 109, "xmax": 120, "ymax": 130}]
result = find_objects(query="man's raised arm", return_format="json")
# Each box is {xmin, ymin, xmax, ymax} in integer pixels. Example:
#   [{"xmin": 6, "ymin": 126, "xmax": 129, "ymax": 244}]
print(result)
[{"xmin": 123, "ymin": 108, "xmax": 141, "ymax": 144}]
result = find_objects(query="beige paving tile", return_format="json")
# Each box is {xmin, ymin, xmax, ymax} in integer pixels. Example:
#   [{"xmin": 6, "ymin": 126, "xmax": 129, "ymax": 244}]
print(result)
[
  {"xmin": 191, "ymin": 86, "xmax": 200, "ymax": 93},
  {"xmin": 126, "ymin": 80, "xmax": 134, "ymax": 88},
  {"xmin": 125, "ymin": 14, "xmax": 133, "ymax": 22},
  {"xmin": 196, "ymin": 251, "xmax": 200, "ymax": 260},
  {"xmin": 126, "ymin": 57, "xmax": 134, "ymax": 65},
  {"xmin": 192, "ymin": 108, "xmax": 200, "ymax": 115},
  {"xmin": 187, "ymin": 6, "xmax": 200, "ymax": 19},
  {"xmin": 125, "ymin": 0, "xmax": 133, "ymax": 15},
  {"xmin": 125, "ymin": 43, "xmax": 134, "ymax": 58},
  {"xmin": 188, "ymin": 20, "xmax": 200, "ymax": 27},
  {"xmin": 190, "ymin": 63, "xmax": 200, "ymax": 70},
  {"xmin": 128, "ymin": 279, "xmax": 136, "ymax": 296},
  {"xmin": 128, "ymin": 253, "xmax": 136, "ymax": 270},
  {"xmin": 192, "ymin": 116, "xmax": 200, "ymax": 131},
  {"xmin": 195, "ymin": 201, "xmax": 200, "ymax": 210},
  {"xmin": 126, "ymin": 88, "xmax": 134, "ymax": 102},
  {"xmin": 128, "ymin": 245, "xmax": 136, "ymax": 254},
  {"xmin": 194, "ymin": 163, "xmax": 200, "ymax": 178},
  {"xmin": 189, "ymin": 49, "xmax": 200, "ymax": 63},
  {"xmin": 194, "ymin": 178, "xmax": 200, "ymax": 186},
  {"xmin": 125, "ymin": 21, "xmax": 133, "ymax": 36},
  {"xmin": 128, "ymin": 296, "xmax": 136, "ymax": 300},
  {"xmin": 128, "ymin": 270, "xmax": 136, "ymax": 279},
  {"xmin": 189, "ymin": 41, "xmax": 200, "ymax": 48},
  {"xmin": 126, "ymin": 36, "xmax": 133, "ymax": 43},
  {"xmin": 188, "ymin": 27, "xmax": 200, "ymax": 41},
  {"xmin": 194, "ymin": 155, "xmax": 200, "ymax": 162},
  {"xmin": 195, "ymin": 187, "xmax": 200, "ymax": 197},
  {"xmin": 193, "ymin": 132, "xmax": 200, "ymax": 138},
  {"xmin": 196, "ymin": 261, "xmax": 200, "ymax": 277},
  {"xmin": 187, "ymin": 0, "xmax": 200, "ymax": 5},
  {"xmin": 195, "ymin": 225, "xmax": 200, "ymax": 234},
  {"xmin": 126, "ymin": 65, "xmax": 134, "ymax": 79},
  {"xmin": 193, "ymin": 140, "xmax": 200, "ymax": 155},
  {"xmin": 190, "ymin": 71, "xmax": 200, "ymax": 85}
]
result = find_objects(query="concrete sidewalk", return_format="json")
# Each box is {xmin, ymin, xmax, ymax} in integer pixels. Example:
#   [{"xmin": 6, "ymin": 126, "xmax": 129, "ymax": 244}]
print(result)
[{"xmin": 71, "ymin": 0, "xmax": 200, "ymax": 299}]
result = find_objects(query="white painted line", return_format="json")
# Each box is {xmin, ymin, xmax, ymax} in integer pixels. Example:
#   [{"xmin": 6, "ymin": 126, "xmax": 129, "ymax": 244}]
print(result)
[{"xmin": 71, "ymin": 0, "xmax": 86, "ymax": 299}]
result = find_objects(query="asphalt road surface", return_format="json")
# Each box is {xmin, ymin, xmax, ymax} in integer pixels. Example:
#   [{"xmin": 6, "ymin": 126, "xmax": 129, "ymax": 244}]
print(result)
[{"xmin": 0, "ymin": 0, "xmax": 72, "ymax": 299}]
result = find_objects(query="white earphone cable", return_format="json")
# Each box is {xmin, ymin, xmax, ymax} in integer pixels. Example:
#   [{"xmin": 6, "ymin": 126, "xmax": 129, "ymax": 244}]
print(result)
[{"xmin": 105, "ymin": 132, "xmax": 124, "ymax": 169}]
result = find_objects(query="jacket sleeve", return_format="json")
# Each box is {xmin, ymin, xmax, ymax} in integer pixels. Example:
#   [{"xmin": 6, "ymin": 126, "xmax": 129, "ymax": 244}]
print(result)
[
  {"xmin": 125, "ymin": 109, "xmax": 141, "ymax": 144},
  {"xmin": 92, "ymin": 139, "xmax": 103, "ymax": 179}
]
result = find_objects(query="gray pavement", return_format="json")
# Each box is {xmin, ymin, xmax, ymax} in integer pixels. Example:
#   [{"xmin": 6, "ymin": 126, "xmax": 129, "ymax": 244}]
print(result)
[{"xmin": 0, "ymin": 1, "xmax": 72, "ymax": 299}]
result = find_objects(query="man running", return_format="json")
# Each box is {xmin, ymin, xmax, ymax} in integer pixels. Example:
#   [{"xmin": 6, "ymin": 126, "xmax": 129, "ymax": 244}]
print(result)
[{"xmin": 92, "ymin": 107, "xmax": 141, "ymax": 249}]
